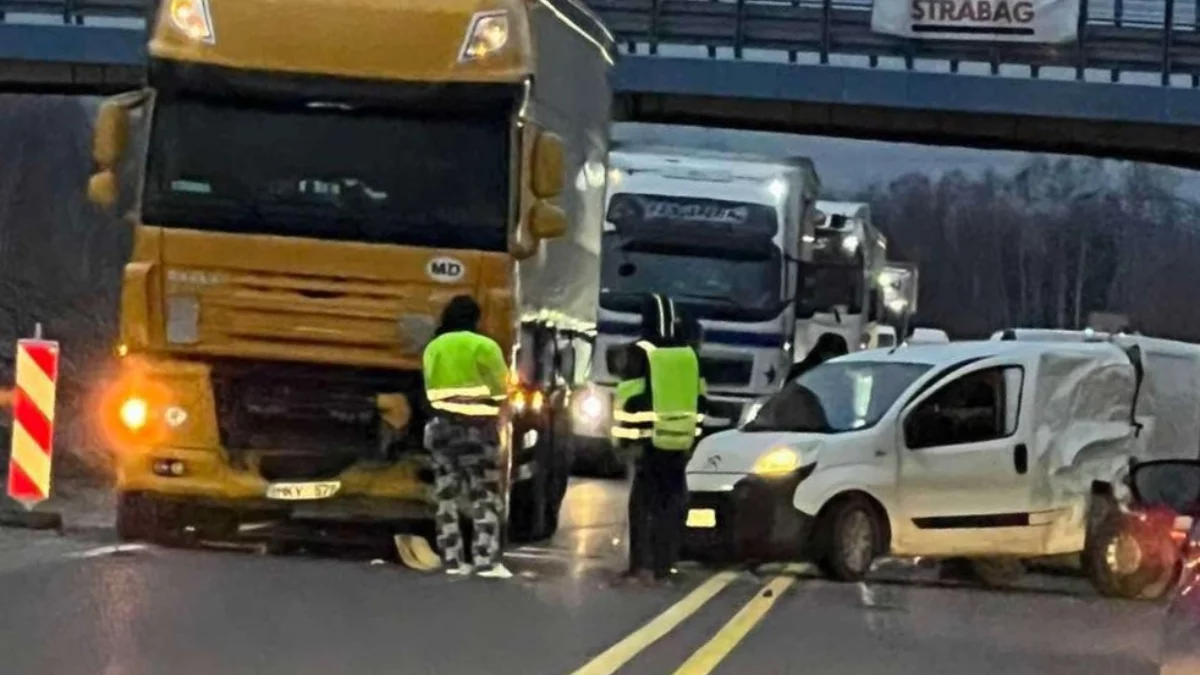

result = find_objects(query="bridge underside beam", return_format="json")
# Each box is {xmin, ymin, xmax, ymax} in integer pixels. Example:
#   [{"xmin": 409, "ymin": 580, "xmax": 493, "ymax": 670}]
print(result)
[
  {"xmin": 617, "ymin": 93, "xmax": 1200, "ymax": 169},
  {"xmin": 0, "ymin": 60, "xmax": 141, "ymax": 95},
  {"xmin": 615, "ymin": 56, "xmax": 1200, "ymax": 168}
]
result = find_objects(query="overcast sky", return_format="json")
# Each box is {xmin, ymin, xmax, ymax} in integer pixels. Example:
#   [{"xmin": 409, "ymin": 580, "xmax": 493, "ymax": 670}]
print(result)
[{"xmin": 615, "ymin": 123, "xmax": 1200, "ymax": 199}]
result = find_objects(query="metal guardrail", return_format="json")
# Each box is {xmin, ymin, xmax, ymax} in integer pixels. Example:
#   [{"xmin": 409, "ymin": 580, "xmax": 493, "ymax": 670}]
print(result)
[{"xmin": 1, "ymin": 0, "xmax": 1198, "ymax": 85}]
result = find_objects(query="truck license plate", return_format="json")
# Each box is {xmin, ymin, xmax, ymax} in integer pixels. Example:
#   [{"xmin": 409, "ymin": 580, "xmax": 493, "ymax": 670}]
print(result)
[
  {"xmin": 686, "ymin": 508, "xmax": 716, "ymax": 528},
  {"xmin": 266, "ymin": 481, "xmax": 341, "ymax": 501}
]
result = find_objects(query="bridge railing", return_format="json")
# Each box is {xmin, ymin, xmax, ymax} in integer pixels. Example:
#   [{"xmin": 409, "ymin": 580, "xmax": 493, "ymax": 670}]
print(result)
[
  {"xmin": 593, "ymin": 0, "xmax": 1200, "ymax": 84},
  {"xmin": 0, "ymin": 0, "xmax": 1197, "ymax": 85}
]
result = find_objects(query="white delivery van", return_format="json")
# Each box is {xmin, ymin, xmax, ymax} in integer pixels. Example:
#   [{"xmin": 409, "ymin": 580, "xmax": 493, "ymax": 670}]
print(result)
[{"xmin": 682, "ymin": 339, "xmax": 1200, "ymax": 585}]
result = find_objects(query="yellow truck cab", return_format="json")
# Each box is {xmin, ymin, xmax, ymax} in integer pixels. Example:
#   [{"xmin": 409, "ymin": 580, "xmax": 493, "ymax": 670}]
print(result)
[{"xmin": 86, "ymin": 0, "xmax": 615, "ymax": 543}]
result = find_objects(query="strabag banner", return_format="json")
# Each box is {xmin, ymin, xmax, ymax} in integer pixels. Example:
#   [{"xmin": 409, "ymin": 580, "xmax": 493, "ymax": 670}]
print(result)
[{"xmin": 870, "ymin": 0, "xmax": 1080, "ymax": 43}]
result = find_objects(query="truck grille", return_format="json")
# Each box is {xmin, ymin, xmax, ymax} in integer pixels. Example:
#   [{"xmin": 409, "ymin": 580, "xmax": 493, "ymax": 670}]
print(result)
[
  {"xmin": 606, "ymin": 345, "xmax": 753, "ymax": 388},
  {"xmin": 699, "ymin": 356, "xmax": 753, "ymax": 386},
  {"xmin": 210, "ymin": 360, "xmax": 423, "ymax": 477}
]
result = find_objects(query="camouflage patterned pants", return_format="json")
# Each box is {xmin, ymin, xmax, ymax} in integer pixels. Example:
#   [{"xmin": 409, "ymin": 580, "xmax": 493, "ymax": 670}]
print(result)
[{"xmin": 424, "ymin": 416, "xmax": 503, "ymax": 569}]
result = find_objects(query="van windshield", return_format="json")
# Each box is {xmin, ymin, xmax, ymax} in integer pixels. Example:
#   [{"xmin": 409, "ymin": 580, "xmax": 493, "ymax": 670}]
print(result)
[{"xmin": 744, "ymin": 360, "xmax": 932, "ymax": 433}]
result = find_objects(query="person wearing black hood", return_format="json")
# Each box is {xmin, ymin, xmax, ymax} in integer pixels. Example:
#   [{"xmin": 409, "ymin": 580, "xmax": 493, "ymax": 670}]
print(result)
[
  {"xmin": 611, "ymin": 293, "xmax": 706, "ymax": 585},
  {"xmin": 421, "ymin": 295, "xmax": 512, "ymax": 579},
  {"xmin": 785, "ymin": 332, "xmax": 850, "ymax": 383}
]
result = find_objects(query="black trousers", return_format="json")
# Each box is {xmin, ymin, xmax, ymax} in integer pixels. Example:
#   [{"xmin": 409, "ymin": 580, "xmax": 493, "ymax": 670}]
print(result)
[{"xmin": 627, "ymin": 448, "xmax": 690, "ymax": 578}]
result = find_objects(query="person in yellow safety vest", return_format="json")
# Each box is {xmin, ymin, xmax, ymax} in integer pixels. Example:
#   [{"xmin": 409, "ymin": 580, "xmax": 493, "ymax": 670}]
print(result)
[
  {"xmin": 422, "ymin": 295, "xmax": 513, "ymax": 579},
  {"xmin": 611, "ymin": 293, "xmax": 707, "ymax": 585}
]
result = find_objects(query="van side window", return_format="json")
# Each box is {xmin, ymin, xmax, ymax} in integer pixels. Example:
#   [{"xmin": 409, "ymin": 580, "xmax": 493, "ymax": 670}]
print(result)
[{"xmin": 905, "ymin": 366, "xmax": 1023, "ymax": 449}]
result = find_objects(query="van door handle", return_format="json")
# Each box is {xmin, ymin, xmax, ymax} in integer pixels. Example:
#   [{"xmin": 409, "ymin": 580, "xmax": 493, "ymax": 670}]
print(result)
[{"xmin": 1014, "ymin": 443, "xmax": 1028, "ymax": 475}]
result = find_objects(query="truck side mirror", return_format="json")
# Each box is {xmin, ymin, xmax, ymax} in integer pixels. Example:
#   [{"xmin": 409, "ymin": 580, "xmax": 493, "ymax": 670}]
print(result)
[
  {"xmin": 87, "ymin": 171, "xmax": 119, "ymax": 210},
  {"xmin": 93, "ymin": 99, "xmax": 130, "ymax": 170},
  {"xmin": 88, "ymin": 99, "xmax": 130, "ymax": 209},
  {"xmin": 528, "ymin": 201, "xmax": 567, "ymax": 240},
  {"xmin": 531, "ymin": 131, "xmax": 565, "ymax": 199}
]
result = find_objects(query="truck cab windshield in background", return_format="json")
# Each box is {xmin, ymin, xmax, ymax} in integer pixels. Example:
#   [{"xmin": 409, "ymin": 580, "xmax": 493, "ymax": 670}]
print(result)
[
  {"xmin": 142, "ymin": 95, "xmax": 513, "ymax": 251},
  {"xmin": 806, "ymin": 227, "xmax": 865, "ymax": 312},
  {"xmin": 599, "ymin": 192, "xmax": 783, "ymax": 321},
  {"xmin": 745, "ymin": 360, "xmax": 931, "ymax": 433}
]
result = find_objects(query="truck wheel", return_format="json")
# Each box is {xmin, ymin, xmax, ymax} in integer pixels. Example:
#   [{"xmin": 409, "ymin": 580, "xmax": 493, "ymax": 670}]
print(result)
[{"xmin": 819, "ymin": 496, "xmax": 885, "ymax": 582}]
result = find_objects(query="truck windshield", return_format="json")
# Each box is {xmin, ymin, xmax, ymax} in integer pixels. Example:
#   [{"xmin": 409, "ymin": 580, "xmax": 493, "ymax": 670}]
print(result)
[
  {"xmin": 599, "ymin": 233, "xmax": 783, "ymax": 320},
  {"xmin": 807, "ymin": 230, "xmax": 865, "ymax": 311},
  {"xmin": 744, "ymin": 360, "xmax": 931, "ymax": 433},
  {"xmin": 142, "ymin": 97, "xmax": 510, "ymax": 251}
]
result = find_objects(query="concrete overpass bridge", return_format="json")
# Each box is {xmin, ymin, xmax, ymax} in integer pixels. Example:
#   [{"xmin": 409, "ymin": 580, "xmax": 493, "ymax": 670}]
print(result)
[{"xmin": 3, "ymin": 0, "xmax": 1200, "ymax": 165}]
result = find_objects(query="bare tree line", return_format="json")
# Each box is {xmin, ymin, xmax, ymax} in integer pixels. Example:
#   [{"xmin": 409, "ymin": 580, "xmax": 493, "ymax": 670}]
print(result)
[{"xmin": 861, "ymin": 157, "xmax": 1200, "ymax": 340}]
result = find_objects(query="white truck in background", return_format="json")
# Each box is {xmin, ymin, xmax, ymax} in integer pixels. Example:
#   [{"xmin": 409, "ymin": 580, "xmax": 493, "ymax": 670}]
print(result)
[
  {"xmin": 569, "ymin": 145, "xmax": 821, "ymax": 476},
  {"xmin": 798, "ymin": 202, "xmax": 890, "ymax": 356}
]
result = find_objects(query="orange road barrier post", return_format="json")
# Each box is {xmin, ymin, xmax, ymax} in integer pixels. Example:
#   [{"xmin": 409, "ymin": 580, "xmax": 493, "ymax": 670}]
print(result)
[{"xmin": 0, "ymin": 324, "xmax": 63, "ymax": 531}]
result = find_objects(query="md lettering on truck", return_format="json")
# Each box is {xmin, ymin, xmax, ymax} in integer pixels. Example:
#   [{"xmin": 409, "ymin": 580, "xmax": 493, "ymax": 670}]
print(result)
[
  {"xmin": 910, "ymin": 0, "xmax": 1035, "ymax": 30},
  {"xmin": 427, "ymin": 257, "xmax": 465, "ymax": 283}
]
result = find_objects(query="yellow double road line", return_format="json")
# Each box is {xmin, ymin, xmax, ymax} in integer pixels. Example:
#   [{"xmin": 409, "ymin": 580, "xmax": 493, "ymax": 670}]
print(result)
[
  {"xmin": 569, "ymin": 565, "xmax": 804, "ymax": 675},
  {"xmin": 569, "ymin": 571, "xmax": 739, "ymax": 675},
  {"xmin": 672, "ymin": 571, "xmax": 798, "ymax": 675}
]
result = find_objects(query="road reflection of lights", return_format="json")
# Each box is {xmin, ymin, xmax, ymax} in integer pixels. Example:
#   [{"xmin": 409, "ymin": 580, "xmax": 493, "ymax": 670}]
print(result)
[{"xmin": 91, "ymin": 559, "xmax": 152, "ymax": 675}]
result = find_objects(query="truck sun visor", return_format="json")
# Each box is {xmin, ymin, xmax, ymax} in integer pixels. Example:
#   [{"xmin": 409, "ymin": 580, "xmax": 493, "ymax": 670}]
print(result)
[{"xmin": 606, "ymin": 193, "xmax": 779, "ymax": 241}]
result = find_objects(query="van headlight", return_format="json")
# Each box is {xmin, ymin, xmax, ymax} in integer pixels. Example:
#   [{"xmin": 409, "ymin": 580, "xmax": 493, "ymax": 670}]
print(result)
[{"xmin": 752, "ymin": 447, "xmax": 800, "ymax": 476}]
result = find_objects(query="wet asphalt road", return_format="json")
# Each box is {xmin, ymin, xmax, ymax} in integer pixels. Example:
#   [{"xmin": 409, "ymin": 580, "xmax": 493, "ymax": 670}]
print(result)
[{"xmin": 0, "ymin": 478, "xmax": 1169, "ymax": 675}]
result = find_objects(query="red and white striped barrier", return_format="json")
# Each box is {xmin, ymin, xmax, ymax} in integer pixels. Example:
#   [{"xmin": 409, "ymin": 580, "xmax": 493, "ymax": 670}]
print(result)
[{"xmin": 7, "ymin": 335, "xmax": 59, "ymax": 509}]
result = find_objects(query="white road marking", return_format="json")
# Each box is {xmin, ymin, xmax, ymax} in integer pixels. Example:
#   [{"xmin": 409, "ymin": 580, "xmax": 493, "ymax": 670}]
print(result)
[{"xmin": 66, "ymin": 544, "xmax": 148, "ymax": 559}]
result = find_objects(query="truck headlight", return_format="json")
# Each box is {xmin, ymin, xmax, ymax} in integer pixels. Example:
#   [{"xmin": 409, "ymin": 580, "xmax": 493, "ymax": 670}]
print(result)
[
  {"xmin": 753, "ymin": 447, "xmax": 800, "ymax": 476},
  {"xmin": 573, "ymin": 389, "xmax": 609, "ymax": 425},
  {"xmin": 169, "ymin": 0, "xmax": 215, "ymax": 44},
  {"xmin": 458, "ymin": 11, "xmax": 509, "ymax": 62}
]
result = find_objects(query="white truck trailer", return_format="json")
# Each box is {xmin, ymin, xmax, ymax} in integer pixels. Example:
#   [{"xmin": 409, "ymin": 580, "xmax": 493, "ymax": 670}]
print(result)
[{"xmin": 569, "ymin": 145, "xmax": 821, "ymax": 476}]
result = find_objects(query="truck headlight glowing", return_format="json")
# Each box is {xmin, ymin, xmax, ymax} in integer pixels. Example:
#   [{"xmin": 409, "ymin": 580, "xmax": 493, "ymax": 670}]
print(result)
[
  {"xmin": 119, "ymin": 397, "xmax": 150, "ymax": 432},
  {"xmin": 753, "ymin": 447, "xmax": 800, "ymax": 476},
  {"xmin": 576, "ymin": 390, "xmax": 607, "ymax": 422},
  {"xmin": 459, "ymin": 11, "xmax": 510, "ymax": 62},
  {"xmin": 841, "ymin": 234, "xmax": 860, "ymax": 254},
  {"xmin": 169, "ymin": 0, "xmax": 215, "ymax": 44},
  {"xmin": 580, "ymin": 393, "xmax": 604, "ymax": 419}
]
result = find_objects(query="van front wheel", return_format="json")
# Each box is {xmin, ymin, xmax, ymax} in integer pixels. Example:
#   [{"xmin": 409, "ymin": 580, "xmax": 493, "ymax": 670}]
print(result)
[{"xmin": 819, "ymin": 497, "xmax": 884, "ymax": 582}]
